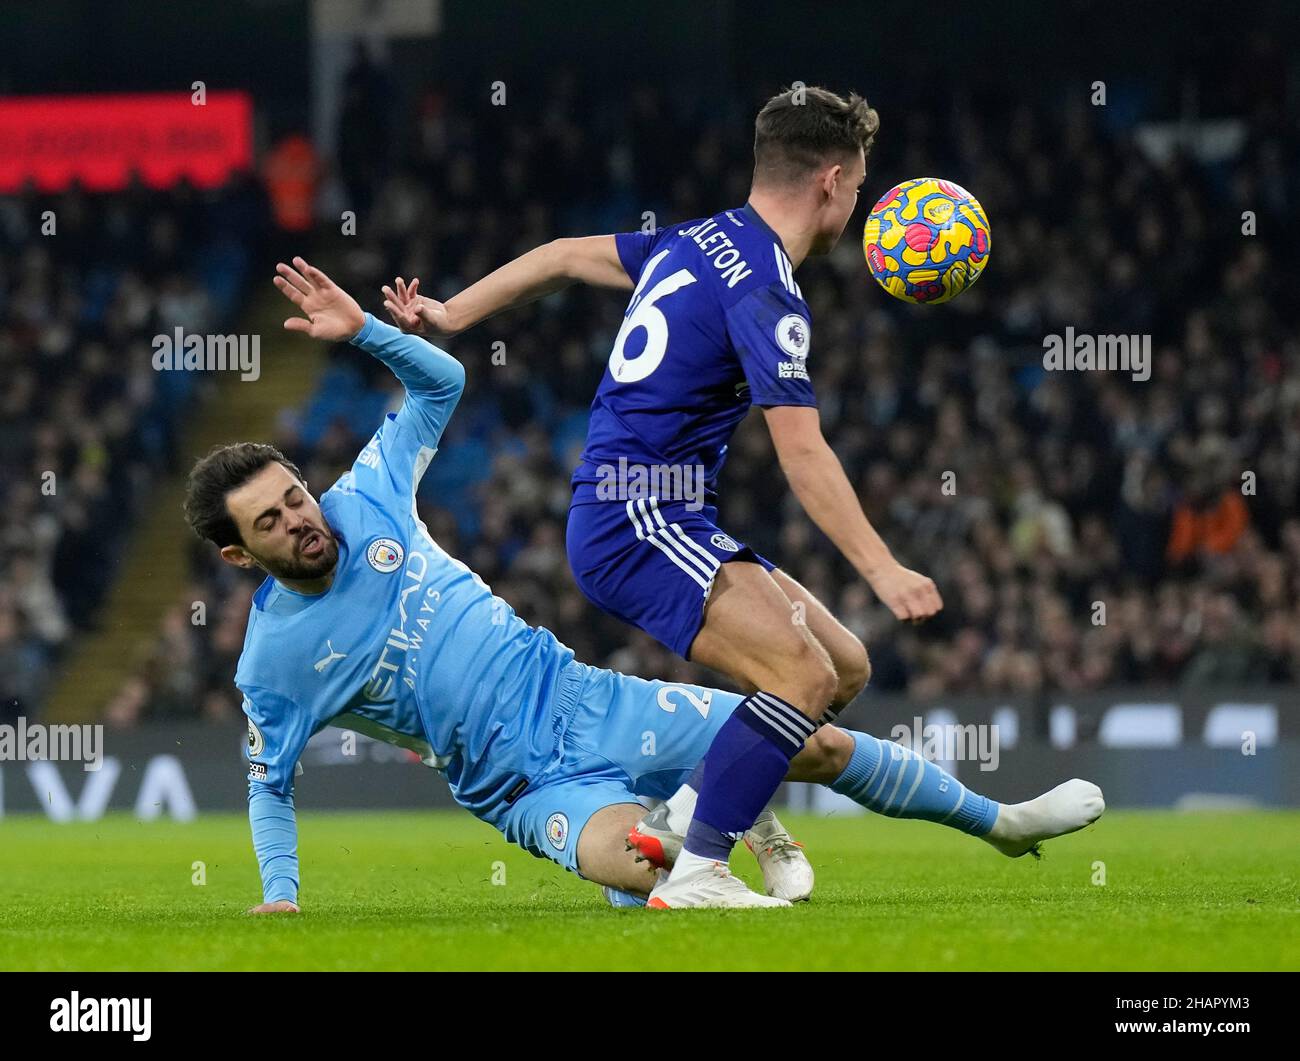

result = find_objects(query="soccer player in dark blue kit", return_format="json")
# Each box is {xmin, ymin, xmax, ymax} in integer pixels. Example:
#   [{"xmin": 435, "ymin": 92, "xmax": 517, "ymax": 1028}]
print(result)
[{"xmin": 385, "ymin": 86, "xmax": 1096, "ymax": 907}]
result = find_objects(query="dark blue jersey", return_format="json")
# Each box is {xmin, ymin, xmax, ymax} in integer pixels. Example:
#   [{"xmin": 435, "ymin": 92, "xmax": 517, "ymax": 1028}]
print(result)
[{"xmin": 572, "ymin": 203, "xmax": 816, "ymax": 505}]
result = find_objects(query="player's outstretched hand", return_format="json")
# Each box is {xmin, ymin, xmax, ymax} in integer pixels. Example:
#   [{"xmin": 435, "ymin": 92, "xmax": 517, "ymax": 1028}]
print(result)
[
  {"xmin": 382, "ymin": 276, "xmax": 425, "ymax": 334},
  {"xmin": 247, "ymin": 900, "xmax": 300, "ymax": 915},
  {"xmin": 867, "ymin": 561, "xmax": 944, "ymax": 622},
  {"xmin": 274, "ymin": 256, "xmax": 366, "ymax": 341},
  {"xmin": 382, "ymin": 276, "xmax": 459, "ymax": 338}
]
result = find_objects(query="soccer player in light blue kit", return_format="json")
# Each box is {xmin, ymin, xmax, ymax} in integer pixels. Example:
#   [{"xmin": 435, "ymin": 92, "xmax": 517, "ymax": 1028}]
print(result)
[{"xmin": 187, "ymin": 257, "xmax": 1103, "ymax": 915}]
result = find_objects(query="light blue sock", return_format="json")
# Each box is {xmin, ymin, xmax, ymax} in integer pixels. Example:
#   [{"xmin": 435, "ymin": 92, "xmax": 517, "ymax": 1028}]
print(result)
[{"xmin": 830, "ymin": 730, "xmax": 1000, "ymax": 835}]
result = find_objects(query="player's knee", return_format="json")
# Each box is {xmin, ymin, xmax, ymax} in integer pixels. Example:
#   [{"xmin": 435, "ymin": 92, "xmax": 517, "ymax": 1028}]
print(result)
[
  {"xmin": 793, "ymin": 725, "xmax": 854, "ymax": 782},
  {"xmin": 789, "ymin": 644, "xmax": 838, "ymax": 712},
  {"xmin": 748, "ymin": 629, "xmax": 836, "ymax": 713},
  {"xmin": 834, "ymin": 639, "xmax": 871, "ymax": 705}
]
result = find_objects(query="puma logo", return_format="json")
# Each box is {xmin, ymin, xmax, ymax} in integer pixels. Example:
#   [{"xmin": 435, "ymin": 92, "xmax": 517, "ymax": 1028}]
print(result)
[{"xmin": 314, "ymin": 640, "xmax": 347, "ymax": 673}]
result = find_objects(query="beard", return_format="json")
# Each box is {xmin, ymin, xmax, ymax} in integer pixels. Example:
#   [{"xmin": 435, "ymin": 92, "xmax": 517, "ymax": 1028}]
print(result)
[{"xmin": 257, "ymin": 524, "xmax": 340, "ymax": 582}]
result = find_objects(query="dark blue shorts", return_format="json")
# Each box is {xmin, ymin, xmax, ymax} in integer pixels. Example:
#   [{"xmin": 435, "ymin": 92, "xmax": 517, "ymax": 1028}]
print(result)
[{"xmin": 566, "ymin": 496, "xmax": 774, "ymax": 658}]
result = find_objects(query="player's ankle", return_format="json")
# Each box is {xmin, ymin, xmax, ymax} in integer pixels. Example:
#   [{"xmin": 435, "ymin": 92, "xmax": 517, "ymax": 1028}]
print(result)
[
  {"xmin": 673, "ymin": 849, "xmax": 722, "ymax": 878},
  {"xmin": 985, "ymin": 801, "xmax": 1018, "ymax": 840}
]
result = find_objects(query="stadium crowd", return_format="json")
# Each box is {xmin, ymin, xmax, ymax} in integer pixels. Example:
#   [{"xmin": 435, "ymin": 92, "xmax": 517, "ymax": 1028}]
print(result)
[
  {"xmin": 42, "ymin": 71, "xmax": 1300, "ymax": 725},
  {"xmin": 0, "ymin": 177, "xmax": 265, "ymax": 722}
]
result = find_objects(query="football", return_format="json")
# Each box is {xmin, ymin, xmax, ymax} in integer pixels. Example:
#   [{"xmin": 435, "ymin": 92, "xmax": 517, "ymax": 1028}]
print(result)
[{"xmin": 863, "ymin": 177, "xmax": 991, "ymax": 303}]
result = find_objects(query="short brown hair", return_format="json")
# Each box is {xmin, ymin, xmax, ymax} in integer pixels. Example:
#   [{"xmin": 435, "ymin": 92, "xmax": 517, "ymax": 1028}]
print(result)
[
  {"xmin": 184, "ymin": 442, "xmax": 304, "ymax": 548},
  {"xmin": 753, "ymin": 85, "xmax": 879, "ymax": 186}
]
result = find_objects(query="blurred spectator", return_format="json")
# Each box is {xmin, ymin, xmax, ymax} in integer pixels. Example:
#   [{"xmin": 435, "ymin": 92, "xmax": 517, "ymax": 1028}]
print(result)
[
  {"xmin": 264, "ymin": 133, "xmax": 321, "ymax": 234},
  {"xmin": 1167, "ymin": 471, "xmax": 1251, "ymax": 565}
]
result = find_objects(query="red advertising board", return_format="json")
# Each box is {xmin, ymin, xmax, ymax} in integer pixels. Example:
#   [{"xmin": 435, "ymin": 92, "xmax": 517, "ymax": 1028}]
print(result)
[{"xmin": 0, "ymin": 91, "xmax": 253, "ymax": 193}]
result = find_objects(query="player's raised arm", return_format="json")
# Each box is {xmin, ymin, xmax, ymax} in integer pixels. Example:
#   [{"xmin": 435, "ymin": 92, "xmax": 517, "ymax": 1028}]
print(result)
[
  {"xmin": 382, "ymin": 234, "xmax": 633, "ymax": 338},
  {"xmin": 764, "ymin": 405, "xmax": 942, "ymax": 622},
  {"xmin": 276, "ymin": 257, "xmax": 465, "ymax": 450}
]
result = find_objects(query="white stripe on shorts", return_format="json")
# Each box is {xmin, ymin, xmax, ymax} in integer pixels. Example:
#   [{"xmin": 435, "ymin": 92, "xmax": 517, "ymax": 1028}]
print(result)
[
  {"xmin": 645, "ymin": 498, "xmax": 721, "ymax": 579},
  {"xmin": 626, "ymin": 498, "xmax": 710, "ymax": 591},
  {"xmin": 633, "ymin": 497, "xmax": 719, "ymax": 585}
]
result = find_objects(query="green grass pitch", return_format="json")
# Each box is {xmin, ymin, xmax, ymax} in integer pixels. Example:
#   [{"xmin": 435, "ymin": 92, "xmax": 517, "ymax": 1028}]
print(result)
[{"xmin": 2, "ymin": 810, "xmax": 1296, "ymax": 970}]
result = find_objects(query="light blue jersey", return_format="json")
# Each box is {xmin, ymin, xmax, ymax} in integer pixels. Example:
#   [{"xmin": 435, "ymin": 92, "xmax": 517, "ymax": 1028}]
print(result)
[{"xmin": 237, "ymin": 315, "xmax": 582, "ymax": 903}]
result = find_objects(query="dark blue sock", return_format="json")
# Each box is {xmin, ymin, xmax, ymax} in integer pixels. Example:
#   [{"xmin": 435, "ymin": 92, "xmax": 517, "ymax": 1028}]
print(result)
[{"xmin": 684, "ymin": 692, "xmax": 814, "ymax": 861}]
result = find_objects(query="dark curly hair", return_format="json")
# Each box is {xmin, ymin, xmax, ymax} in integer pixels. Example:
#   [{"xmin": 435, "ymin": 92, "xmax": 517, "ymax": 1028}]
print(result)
[{"xmin": 183, "ymin": 442, "xmax": 304, "ymax": 548}]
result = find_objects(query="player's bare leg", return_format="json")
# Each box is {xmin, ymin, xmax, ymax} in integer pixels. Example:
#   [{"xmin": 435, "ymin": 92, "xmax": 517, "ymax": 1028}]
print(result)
[
  {"xmin": 577, "ymin": 803, "xmax": 661, "ymax": 897},
  {"xmin": 581, "ymin": 802, "xmax": 788, "ymax": 910},
  {"xmin": 690, "ymin": 561, "xmax": 841, "ymax": 711},
  {"xmin": 769, "ymin": 568, "xmax": 871, "ymax": 720}
]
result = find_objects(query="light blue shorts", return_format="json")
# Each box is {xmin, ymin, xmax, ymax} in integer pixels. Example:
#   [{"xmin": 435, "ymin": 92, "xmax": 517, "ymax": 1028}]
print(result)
[{"xmin": 485, "ymin": 662, "xmax": 743, "ymax": 874}]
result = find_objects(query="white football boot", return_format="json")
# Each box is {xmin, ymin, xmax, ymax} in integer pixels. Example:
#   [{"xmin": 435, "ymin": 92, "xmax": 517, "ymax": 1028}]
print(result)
[
  {"xmin": 628, "ymin": 801, "xmax": 814, "ymax": 901},
  {"xmin": 744, "ymin": 810, "xmax": 815, "ymax": 902},
  {"xmin": 647, "ymin": 859, "xmax": 790, "ymax": 910},
  {"xmin": 982, "ymin": 778, "xmax": 1106, "ymax": 858}
]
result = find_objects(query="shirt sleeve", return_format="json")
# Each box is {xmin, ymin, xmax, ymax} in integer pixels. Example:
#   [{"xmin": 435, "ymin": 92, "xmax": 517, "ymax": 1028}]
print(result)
[
  {"xmin": 614, "ymin": 230, "xmax": 657, "ymax": 282},
  {"xmin": 249, "ymin": 787, "xmax": 299, "ymax": 904},
  {"xmin": 344, "ymin": 313, "xmax": 467, "ymax": 504},
  {"xmin": 724, "ymin": 282, "xmax": 818, "ymax": 408},
  {"xmin": 242, "ymin": 686, "xmax": 316, "ymax": 904}
]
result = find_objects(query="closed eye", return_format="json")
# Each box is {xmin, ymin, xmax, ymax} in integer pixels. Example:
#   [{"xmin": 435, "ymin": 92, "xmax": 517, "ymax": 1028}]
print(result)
[{"xmin": 254, "ymin": 485, "xmax": 304, "ymax": 532}]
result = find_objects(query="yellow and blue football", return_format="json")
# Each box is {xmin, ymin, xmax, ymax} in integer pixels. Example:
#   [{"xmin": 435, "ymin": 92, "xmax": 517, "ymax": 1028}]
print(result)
[{"xmin": 863, "ymin": 177, "xmax": 991, "ymax": 304}]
